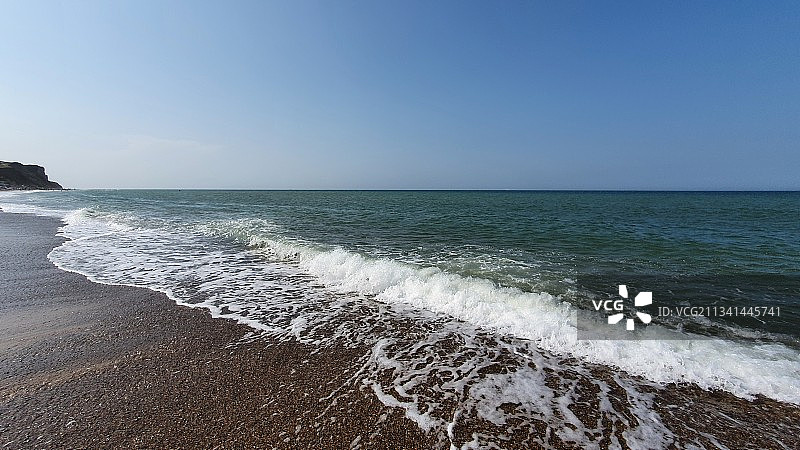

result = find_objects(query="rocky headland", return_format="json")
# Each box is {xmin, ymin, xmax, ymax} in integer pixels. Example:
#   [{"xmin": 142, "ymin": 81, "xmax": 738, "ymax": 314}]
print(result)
[{"xmin": 0, "ymin": 161, "xmax": 63, "ymax": 190}]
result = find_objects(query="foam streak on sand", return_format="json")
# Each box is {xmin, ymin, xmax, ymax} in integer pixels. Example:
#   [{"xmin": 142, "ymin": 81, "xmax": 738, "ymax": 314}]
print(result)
[{"xmin": 2, "ymin": 198, "xmax": 800, "ymax": 448}]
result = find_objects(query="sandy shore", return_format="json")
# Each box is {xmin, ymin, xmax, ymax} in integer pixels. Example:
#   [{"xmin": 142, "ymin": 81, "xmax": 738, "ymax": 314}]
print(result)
[
  {"xmin": 1, "ymin": 212, "xmax": 799, "ymax": 449},
  {"xmin": 0, "ymin": 213, "xmax": 434, "ymax": 448}
]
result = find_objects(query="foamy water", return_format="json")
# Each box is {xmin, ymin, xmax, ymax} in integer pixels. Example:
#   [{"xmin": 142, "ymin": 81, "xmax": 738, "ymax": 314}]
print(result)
[{"xmin": 2, "ymin": 190, "xmax": 799, "ymax": 448}]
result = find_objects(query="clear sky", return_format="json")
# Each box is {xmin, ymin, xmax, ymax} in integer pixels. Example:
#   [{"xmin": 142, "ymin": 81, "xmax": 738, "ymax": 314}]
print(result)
[{"xmin": 1, "ymin": 1, "xmax": 798, "ymax": 189}]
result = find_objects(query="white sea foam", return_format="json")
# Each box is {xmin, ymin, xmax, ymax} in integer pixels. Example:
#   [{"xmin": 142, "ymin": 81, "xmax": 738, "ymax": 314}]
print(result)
[
  {"xmin": 4, "ymin": 203, "xmax": 800, "ymax": 447},
  {"xmin": 203, "ymin": 218, "xmax": 800, "ymax": 405},
  {"xmin": 0, "ymin": 200, "xmax": 67, "ymax": 218}
]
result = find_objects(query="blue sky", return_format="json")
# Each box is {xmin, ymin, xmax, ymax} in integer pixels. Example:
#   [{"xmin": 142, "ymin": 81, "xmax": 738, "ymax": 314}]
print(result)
[{"xmin": 1, "ymin": 1, "xmax": 798, "ymax": 189}]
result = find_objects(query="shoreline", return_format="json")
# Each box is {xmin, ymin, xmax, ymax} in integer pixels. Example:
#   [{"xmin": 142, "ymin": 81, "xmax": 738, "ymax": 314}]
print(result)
[
  {"xmin": 0, "ymin": 212, "xmax": 433, "ymax": 448},
  {"xmin": 1, "ymin": 211, "xmax": 799, "ymax": 448}
]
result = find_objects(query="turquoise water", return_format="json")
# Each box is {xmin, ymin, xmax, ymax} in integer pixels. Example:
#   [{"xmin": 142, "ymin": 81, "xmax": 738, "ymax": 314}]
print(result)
[{"xmin": 5, "ymin": 189, "xmax": 798, "ymax": 337}]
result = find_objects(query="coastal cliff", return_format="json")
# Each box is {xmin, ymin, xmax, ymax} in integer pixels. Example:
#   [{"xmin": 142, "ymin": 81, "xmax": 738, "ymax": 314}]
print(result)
[{"xmin": 0, "ymin": 161, "xmax": 63, "ymax": 190}]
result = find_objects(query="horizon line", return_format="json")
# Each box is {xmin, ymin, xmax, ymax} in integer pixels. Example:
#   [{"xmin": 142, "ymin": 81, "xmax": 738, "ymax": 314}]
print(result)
[{"xmin": 48, "ymin": 188, "xmax": 800, "ymax": 193}]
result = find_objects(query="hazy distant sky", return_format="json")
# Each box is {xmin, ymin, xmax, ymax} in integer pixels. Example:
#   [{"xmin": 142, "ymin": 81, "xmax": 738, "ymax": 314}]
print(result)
[{"xmin": 1, "ymin": 1, "xmax": 798, "ymax": 189}]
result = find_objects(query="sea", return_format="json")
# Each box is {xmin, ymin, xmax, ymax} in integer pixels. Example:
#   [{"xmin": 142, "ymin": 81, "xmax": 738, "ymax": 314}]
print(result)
[{"xmin": 1, "ymin": 190, "xmax": 798, "ymax": 447}]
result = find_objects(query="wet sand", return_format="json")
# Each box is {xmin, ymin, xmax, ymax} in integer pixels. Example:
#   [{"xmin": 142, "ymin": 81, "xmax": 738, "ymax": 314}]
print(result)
[
  {"xmin": 0, "ymin": 213, "xmax": 434, "ymax": 449},
  {"xmin": 1, "ymin": 212, "xmax": 799, "ymax": 449}
]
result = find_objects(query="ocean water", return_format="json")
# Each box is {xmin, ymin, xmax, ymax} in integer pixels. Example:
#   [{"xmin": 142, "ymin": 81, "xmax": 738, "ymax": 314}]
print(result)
[{"xmin": 2, "ymin": 190, "xmax": 799, "ymax": 446}]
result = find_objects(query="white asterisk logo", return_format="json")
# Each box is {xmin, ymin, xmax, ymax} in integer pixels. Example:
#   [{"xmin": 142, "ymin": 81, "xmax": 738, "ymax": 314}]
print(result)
[{"xmin": 608, "ymin": 285, "xmax": 652, "ymax": 330}]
